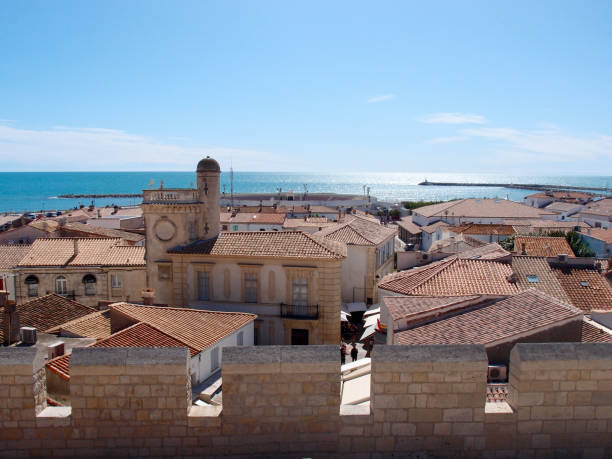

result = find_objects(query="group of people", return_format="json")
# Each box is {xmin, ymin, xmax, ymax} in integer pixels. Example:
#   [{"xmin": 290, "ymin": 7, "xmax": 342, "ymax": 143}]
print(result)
[{"xmin": 340, "ymin": 341, "xmax": 358, "ymax": 365}]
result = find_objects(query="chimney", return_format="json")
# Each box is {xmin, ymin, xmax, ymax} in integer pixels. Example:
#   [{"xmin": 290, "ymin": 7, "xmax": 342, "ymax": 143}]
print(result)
[
  {"xmin": 595, "ymin": 262, "xmax": 603, "ymax": 274},
  {"xmin": 97, "ymin": 209, "xmax": 101, "ymax": 218},
  {"xmin": 521, "ymin": 243, "xmax": 527, "ymax": 255},
  {"xmin": 1, "ymin": 291, "xmax": 21, "ymax": 344},
  {"xmin": 142, "ymin": 288, "xmax": 155, "ymax": 305},
  {"xmin": 73, "ymin": 239, "xmax": 79, "ymax": 255},
  {"xmin": 557, "ymin": 254, "xmax": 568, "ymax": 263}
]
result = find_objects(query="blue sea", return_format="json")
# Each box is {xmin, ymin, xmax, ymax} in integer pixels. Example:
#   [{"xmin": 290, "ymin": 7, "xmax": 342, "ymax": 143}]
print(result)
[{"xmin": 0, "ymin": 171, "xmax": 611, "ymax": 213}]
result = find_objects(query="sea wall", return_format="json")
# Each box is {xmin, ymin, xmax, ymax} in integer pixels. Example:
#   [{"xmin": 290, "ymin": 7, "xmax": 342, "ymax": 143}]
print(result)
[{"xmin": 1, "ymin": 343, "xmax": 612, "ymax": 457}]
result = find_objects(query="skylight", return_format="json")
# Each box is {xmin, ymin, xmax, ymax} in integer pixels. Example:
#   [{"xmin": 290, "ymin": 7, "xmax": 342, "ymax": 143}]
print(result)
[
  {"xmin": 527, "ymin": 275, "xmax": 539, "ymax": 283},
  {"xmin": 580, "ymin": 281, "xmax": 589, "ymax": 287}
]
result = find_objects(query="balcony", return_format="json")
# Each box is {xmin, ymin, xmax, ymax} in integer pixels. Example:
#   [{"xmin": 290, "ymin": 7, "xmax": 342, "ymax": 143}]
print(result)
[{"xmin": 280, "ymin": 303, "xmax": 319, "ymax": 320}]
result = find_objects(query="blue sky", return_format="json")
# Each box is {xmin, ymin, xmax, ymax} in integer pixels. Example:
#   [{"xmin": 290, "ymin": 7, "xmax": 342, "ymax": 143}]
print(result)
[{"xmin": 1, "ymin": 0, "xmax": 611, "ymax": 173}]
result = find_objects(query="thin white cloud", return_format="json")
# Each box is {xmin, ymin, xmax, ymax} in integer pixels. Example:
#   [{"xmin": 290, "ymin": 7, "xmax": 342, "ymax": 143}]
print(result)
[
  {"xmin": 367, "ymin": 94, "xmax": 396, "ymax": 103},
  {"xmin": 419, "ymin": 112, "xmax": 487, "ymax": 124},
  {"xmin": 460, "ymin": 126, "xmax": 612, "ymax": 161},
  {"xmin": 0, "ymin": 123, "xmax": 297, "ymax": 171},
  {"xmin": 426, "ymin": 136, "xmax": 469, "ymax": 144}
]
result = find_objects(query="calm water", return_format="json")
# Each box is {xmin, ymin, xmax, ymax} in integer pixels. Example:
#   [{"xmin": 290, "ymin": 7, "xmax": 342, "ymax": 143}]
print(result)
[{"xmin": 0, "ymin": 171, "xmax": 610, "ymax": 213}]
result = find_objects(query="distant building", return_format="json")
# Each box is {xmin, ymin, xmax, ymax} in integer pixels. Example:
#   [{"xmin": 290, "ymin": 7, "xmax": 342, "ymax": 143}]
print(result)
[
  {"xmin": 395, "ymin": 216, "xmax": 422, "ymax": 247},
  {"xmin": 513, "ymin": 236, "xmax": 575, "ymax": 257},
  {"xmin": 580, "ymin": 228, "xmax": 612, "ymax": 257},
  {"xmin": 0, "ymin": 244, "xmax": 31, "ymax": 301},
  {"xmin": 523, "ymin": 191, "xmax": 595, "ymax": 208}
]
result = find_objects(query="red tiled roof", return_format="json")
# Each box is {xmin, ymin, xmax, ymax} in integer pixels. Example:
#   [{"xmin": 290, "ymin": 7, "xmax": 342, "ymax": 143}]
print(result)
[
  {"xmin": 396, "ymin": 217, "xmax": 422, "ymax": 235},
  {"xmin": 46, "ymin": 310, "xmax": 111, "ymax": 339},
  {"xmin": 511, "ymin": 256, "xmax": 571, "ymax": 303},
  {"xmin": 314, "ymin": 215, "xmax": 396, "ymax": 246},
  {"xmin": 487, "ymin": 384, "xmax": 509, "ymax": 403},
  {"xmin": 229, "ymin": 212, "xmax": 287, "ymax": 224},
  {"xmin": 456, "ymin": 243, "xmax": 511, "ymax": 261},
  {"xmin": 581, "ymin": 321, "xmax": 612, "ymax": 343},
  {"xmin": 395, "ymin": 289, "xmax": 582, "ymax": 346},
  {"xmin": 169, "ymin": 231, "xmax": 346, "ymax": 259},
  {"xmin": 552, "ymin": 266, "xmax": 612, "ymax": 312},
  {"xmin": 111, "ymin": 302, "xmax": 256, "ymax": 352},
  {"xmin": 46, "ymin": 322, "xmax": 199, "ymax": 380},
  {"xmin": 449, "ymin": 224, "xmax": 516, "ymax": 236},
  {"xmin": 0, "ymin": 244, "xmax": 31, "ymax": 270},
  {"xmin": 17, "ymin": 238, "xmax": 145, "ymax": 267},
  {"xmin": 0, "ymin": 294, "xmax": 95, "ymax": 341},
  {"xmin": 415, "ymin": 199, "xmax": 555, "ymax": 219},
  {"xmin": 383, "ymin": 295, "xmax": 481, "ymax": 322},
  {"xmin": 583, "ymin": 229, "xmax": 612, "ymax": 244},
  {"xmin": 514, "ymin": 236, "xmax": 575, "ymax": 257},
  {"xmin": 378, "ymin": 257, "xmax": 519, "ymax": 296}
]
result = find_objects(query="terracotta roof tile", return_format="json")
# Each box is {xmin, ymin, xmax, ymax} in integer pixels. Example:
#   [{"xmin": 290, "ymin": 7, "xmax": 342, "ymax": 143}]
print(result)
[
  {"xmin": 0, "ymin": 294, "xmax": 95, "ymax": 341},
  {"xmin": 395, "ymin": 289, "xmax": 582, "ymax": 346},
  {"xmin": 487, "ymin": 384, "xmax": 509, "ymax": 403},
  {"xmin": 383, "ymin": 295, "xmax": 481, "ymax": 322},
  {"xmin": 111, "ymin": 302, "xmax": 256, "ymax": 352},
  {"xmin": 429, "ymin": 234, "xmax": 488, "ymax": 254},
  {"xmin": 314, "ymin": 215, "xmax": 397, "ymax": 246},
  {"xmin": 17, "ymin": 238, "xmax": 145, "ymax": 267},
  {"xmin": 514, "ymin": 236, "xmax": 575, "ymax": 257},
  {"xmin": 46, "ymin": 310, "xmax": 111, "ymax": 339},
  {"xmin": 60, "ymin": 222, "xmax": 144, "ymax": 243},
  {"xmin": 449, "ymin": 224, "xmax": 516, "ymax": 236},
  {"xmin": 379, "ymin": 257, "xmax": 519, "ymax": 297},
  {"xmin": 46, "ymin": 322, "xmax": 199, "ymax": 380},
  {"xmin": 455, "ymin": 243, "xmax": 511, "ymax": 261},
  {"xmin": 583, "ymin": 229, "xmax": 612, "ymax": 244},
  {"xmin": 415, "ymin": 199, "xmax": 555, "ymax": 219},
  {"xmin": 511, "ymin": 256, "xmax": 571, "ymax": 303},
  {"xmin": 396, "ymin": 217, "xmax": 422, "ymax": 235},
  {"xmin": 552, "ymin": 266, "xmax": 612, "ymax": 312},
  {"xmin": 581, "ymin": 320, "xmax": 612, "ymax": 343},
  {"xmin": 229, "ymin": 212, "xmax": 287, "ymax": 224},
  {"xmin": 0, "ymin": 245, "xmax": 31, "ymax": 270},
  {"xmin": 420, "ymin": 221, "xmax": 449, "ymax": 234},
  {"xmin": 169, "ymin": 231, "xmax": 346, "ymax": 259}
]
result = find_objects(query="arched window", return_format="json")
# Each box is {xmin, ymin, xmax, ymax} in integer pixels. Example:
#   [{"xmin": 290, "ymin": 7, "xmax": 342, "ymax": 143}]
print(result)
[
  {"xmin": 82, "ymin": 274, "xmax": 96, "ymax": 296},
  {"xmin": 24, "ymin": 275, "xmax": 39, "ymax": 297},
  {"xmin": 55, "ymin": 276, "xmax": 67, "ymax": 295}
]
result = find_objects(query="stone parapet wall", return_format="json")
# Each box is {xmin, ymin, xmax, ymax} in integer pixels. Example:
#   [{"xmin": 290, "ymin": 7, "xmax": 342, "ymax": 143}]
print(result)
[{"xmin": 1, "ymin": 343, "xmax": 612, "ymax": 457}]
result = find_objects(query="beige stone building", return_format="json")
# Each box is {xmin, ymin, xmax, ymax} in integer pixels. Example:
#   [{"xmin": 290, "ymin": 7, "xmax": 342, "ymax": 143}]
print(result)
[
  {"xmin": 143, "ymin": 156, "xmax": 345, "ymax": 345},
  {"xmin": 13, "ymin": 238, "xmax": 146, "ymax": 308},
  {"xmin": 314, "ymin": 214, "xmax": 396, "ymax": 305}
]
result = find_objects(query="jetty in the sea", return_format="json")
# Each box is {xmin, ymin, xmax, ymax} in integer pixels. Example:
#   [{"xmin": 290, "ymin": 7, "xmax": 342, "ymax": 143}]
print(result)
[
  {"xmin": 418, "ymin": 180, "xmax": 609, "ymax": 194},
  {"xmin": 58, "ymin": 193, "xmax": 142, "ymax": 198}
]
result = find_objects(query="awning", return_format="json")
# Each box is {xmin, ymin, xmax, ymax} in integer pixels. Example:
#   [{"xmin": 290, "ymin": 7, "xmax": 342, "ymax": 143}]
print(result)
[
  {"xmin": 363, "ymin": 307, "xmax": 380, "ymax": 317},
  {"xmin": 360, "ymin": 325, "xmax": 376, "ymax": 341},
  {"xmin": 345, "ymin": 302, "xmax": 367, "ymax": 313},
  {"xmin": 364, "ymin": 314, "xmax": 380, "ymax": 328},
  {"xmin": 341, "ymin": 310, "xmax": 351, "ymax": 322}
]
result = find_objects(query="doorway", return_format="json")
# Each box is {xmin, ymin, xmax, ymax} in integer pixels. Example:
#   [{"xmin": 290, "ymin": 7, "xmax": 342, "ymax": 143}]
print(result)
[{"xmin": 291, "ymin": 328, "xmax": 309, "ymax": 345}]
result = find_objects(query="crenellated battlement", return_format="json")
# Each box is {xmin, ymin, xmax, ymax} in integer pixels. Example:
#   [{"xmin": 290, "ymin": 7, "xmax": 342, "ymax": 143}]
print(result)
[{"xmin": 1, "ymin": 343, "xmax": 612, "ymax": 457}]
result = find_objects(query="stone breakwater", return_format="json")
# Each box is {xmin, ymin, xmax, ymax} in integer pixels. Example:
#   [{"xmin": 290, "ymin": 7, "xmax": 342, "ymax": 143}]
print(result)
[{"xmin": 419, "ymin": 180, "xmax": 609, "ymax": 194}]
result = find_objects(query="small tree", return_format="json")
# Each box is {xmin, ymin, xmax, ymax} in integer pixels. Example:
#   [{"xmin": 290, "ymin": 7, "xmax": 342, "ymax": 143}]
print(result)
[
  {"xmin": 499, "ymin": 235, "xmax": 515, "ymax": 251},
  {"xmin": 566, "ymin": 231, "xmax": 595, "ymax": 257}
]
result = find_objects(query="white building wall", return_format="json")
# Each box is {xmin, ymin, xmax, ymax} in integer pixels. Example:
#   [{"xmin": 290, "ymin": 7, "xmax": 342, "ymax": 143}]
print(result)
[{"xmin": 341, "ymin": 245, "xmax": 368, "ymax": 303}]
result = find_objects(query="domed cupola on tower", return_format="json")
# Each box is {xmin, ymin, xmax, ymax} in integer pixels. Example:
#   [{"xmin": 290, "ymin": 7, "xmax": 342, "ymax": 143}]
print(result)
[{"xmin": 196, "ymin": 155, "xmax": 221, "ymax": 239}]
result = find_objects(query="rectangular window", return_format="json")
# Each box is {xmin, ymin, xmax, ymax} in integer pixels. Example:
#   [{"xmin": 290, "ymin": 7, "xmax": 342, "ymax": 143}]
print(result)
[
  {"xmin": 244, "ymin": 273, "xmax": 258, "ymax": 303},
  {"xmin": 198, "ymin": 272, "xmax": 211, "ymax": 301},
  {"xmin": 55, "ymin": 277, "xmax": 67, "ymax": 295},
  {"xmin": 233, "ymin": 225, "xmax": 238, "ymax": 231},
  {"xmin": 158, "ymin": 265, "xmax": 172, "ymax": 281},
  {"xmin": 292, "ymin": 278, "xmax": 308, "ymax": 306},
  {"xmin": 210, "ymin": 347, "xmax": 219, "ymax": 371},
  {"xmin": 237, "ymin": 331, "xmax": 244, "ymax": 346},
  {"xmin": 111, "ymin": 274, "xmax": 122, "ymax": 289}
]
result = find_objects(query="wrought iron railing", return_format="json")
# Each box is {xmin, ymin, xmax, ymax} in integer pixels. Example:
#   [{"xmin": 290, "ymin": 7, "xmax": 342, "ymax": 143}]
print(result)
[{"xmin": 280, "ymin": 303, "xmax": 319, "ymax": 320}]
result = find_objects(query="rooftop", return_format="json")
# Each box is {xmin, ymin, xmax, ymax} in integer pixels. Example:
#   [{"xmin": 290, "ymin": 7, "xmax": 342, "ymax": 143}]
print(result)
[
  {"xmin": 378, "ymin": 257, "xmax": 519, "ymax": 297},
  {"xmin": 59, "ymin": 222, "xmax": 144, "ymax": 243},
  {"xmin": 17, "ymin": 238, "xmax": 146, "ymax": 267},
  {"xmin": 169, "ymin": 231, "xmax": 346, "ymax": 259},
  {"xmin": 582, "ymin": 228, "xmax": 612, "ymax": 244},
  {"xmin": 226, "ymin": 212, "xmax": 287, "ymax": 225},
  {"xmin": 111, "ymin": 302, "xmax": 256, "ymax": 352},
  {"xmin": 455, "ymin": 243, "xmax": 511, "ymax": 261},
  {"xmin": 382, "ymin": 295, "xmax": 481, "ymax": 322},
  {"xmin": 581, "ymin": 320, "xmax": 612, "ymax": 343},
  {"xmin": 314, "ymin": 215, "xmax": 397, "ymax": 246},
  {"xmin": 420, "ymin": 221, "xmax": 449, "ymax": 234},
  {"xmin": 0, "ymin": 244, "xmax": 31, "ymax": 270},
  {"xmin": 514, "ymin": 236, "xmax": 575, "ymax": 257},
  {"xmin": 394, "ymin": 289, "xmax": 582, "ymax": 346},
  {"xmin": 414, "ymin": 198, "xmax": 555, "ymax": 219},
  {"xmin": 544, "ymin": 202, "xmax": 582, "ymax": 212},
  {"xmin": 448, "ymin": 223, "xmax": 516, "ymax": 236},
  {"xmin": 46, "ymin": 310, "xmax": 111, "ymax": 339},
  {"xmin": 552, "ymin": 265, "xmax": 612, "ymax": 312},
  {"xmin": 396, "ymin": 217, "xmax": 422, "ymax": 235},
  {"xmin": 428, "ymin": 234, "xmax": 488, "ymax": 254},
  {"xmin": 511, "ymin": 256, "xmax": 571, "ymax": 303},
  {"xmin": 0, "ymin": 294, "xmax": 96, "ymax": 341}
]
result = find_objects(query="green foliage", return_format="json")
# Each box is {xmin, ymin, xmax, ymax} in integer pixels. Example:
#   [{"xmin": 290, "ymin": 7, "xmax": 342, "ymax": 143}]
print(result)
[
  {"xmin": 402, "ymin": 200, "xmax": 445, "ymax": 210},
  {"xmin": 565, "ymin": 231, "xmax": 596, "ymax": 257},
  {"xmin": 389, "ymin": 209, "xmax": 401, "ymax": 218},
  {"xmin": 499, "ymin": 235, "xmax": 515, "ymax": 251}
]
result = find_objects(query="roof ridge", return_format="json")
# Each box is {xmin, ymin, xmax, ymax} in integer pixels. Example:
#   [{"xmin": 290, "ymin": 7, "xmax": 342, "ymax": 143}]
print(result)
[
  {"xmin": 414, "ymin": 257, "xmax": 459, "ymax": 290},
  {"xmin": 106, "ymin": 321, "xmax": 199, "ymax": 354},
  {"xmin": 18, "ymin": 293, "xmax": 96, "ymax": 312},
  {"xmin": 113, "ymin": 302, "xmax": 257, "ymax": 317}
]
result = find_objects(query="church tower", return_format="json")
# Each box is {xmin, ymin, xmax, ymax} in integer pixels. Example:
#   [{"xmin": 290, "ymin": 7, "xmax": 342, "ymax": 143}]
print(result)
[
  {"xmin": 142, "ymin": 155, "xmax": 221, "ymax": 305},
  {"xmin": 196, "ymin": 156, "xmax": 221, "ymax": 239}
]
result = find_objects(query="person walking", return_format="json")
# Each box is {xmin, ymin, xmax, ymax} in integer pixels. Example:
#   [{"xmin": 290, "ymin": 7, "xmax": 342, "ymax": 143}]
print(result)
[
  {"xmin": 350, "ymin": 343, "xmax": 358, "ymax": 362},
  {"xmin": 340, "ymin": 342, "xmax": 347, "ymax": 365}
]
